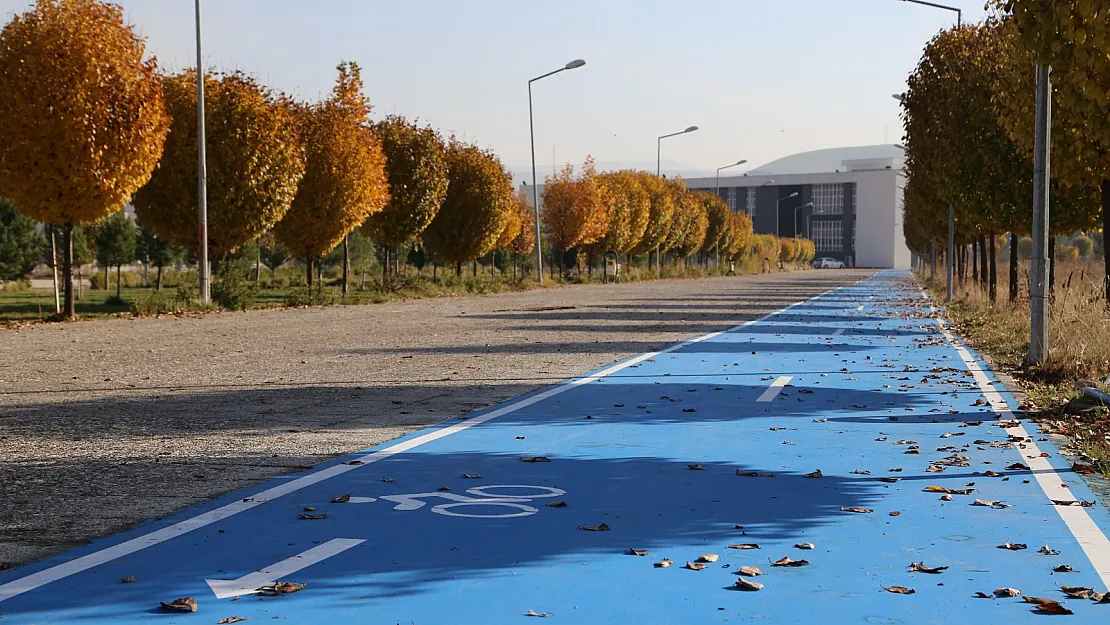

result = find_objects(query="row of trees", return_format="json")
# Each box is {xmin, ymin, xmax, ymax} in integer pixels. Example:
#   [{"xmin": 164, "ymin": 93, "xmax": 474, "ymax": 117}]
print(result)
[
  {"xmin": 901, "ymin": 2, "xmax": 1110, "ymax": 303},
  {"xmin": 540, "ymin": 161, "xmax": 758, "ymax": 272},
  {"xmin": 0, "ymin": 0, "xmax": 814, "ymax": 319}
]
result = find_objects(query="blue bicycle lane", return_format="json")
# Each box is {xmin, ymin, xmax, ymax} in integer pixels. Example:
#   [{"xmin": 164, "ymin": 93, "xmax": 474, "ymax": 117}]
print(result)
[{"xmin": 2, "ymin": 270, "xmax": 1109, "ymax": 623}]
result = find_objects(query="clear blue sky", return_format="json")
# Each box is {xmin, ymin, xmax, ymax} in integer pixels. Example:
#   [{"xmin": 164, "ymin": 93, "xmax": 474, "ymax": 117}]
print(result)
[{"xmin": 2, "ymin": 0, "xmax": 990, "ymax": 176}]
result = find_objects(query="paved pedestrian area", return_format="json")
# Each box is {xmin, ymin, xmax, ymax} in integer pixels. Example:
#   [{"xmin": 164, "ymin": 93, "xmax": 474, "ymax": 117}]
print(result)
[{"xmin": 1, "ymin": 270, "xmax": 1107, "ymax": 623}]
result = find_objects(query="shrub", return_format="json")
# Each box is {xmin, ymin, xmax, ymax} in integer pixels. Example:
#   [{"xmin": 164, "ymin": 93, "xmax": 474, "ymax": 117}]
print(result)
[
  {"xmin": 89, "ymin": 270, "xmax": 145, "ymax": 290},
  {"xmin": 211, "ymin": 257, "xmax": 257, "ymax": 311},
  {"xmin": 284, "ymin": 286, "xmax": 339, "ymax": 307}
]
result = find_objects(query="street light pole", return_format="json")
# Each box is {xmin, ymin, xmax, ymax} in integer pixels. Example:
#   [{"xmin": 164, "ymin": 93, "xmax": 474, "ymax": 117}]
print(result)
[
  {"xmin": 900, "ymin": 0, "xmax": 961, "ymax": 28},
  {"xmin": 794, "ymin": 202, "xmax": 814, "ymax": 237},
  {"xmin": 529, "ymin": 59, "xmax": 586, "ymax": 284},
  {"xmin": 775, "ymin": 192, "xmax": 799, "ymax": 238},
  {"xmin": 715, "ymin": 159, "xmax": 747, "ymax": 198},
  {"xmin": 655, "ymin": 125, "xmax": 698, "ymax": 271},
  {"xmin": 194, "ymin": 0, "xmax": 210, "ymax": 304},
  {"xmin": 1027, "ymin": 64, "xmax": 1052, "ymax": 366}
]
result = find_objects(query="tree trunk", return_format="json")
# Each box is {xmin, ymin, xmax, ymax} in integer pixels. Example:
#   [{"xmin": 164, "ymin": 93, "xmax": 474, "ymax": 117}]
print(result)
[
  {"xmin": 49, "ymin": 226, "xmax": 60, "ymax": 315},
  {"xmin": 1009, "ymin": 233, "xmax": 1018, "ymax": 303},
  {"xmin": 979, "ymin": 235, "xmax": 989, "ymax": 289},
  {"xmin": 342, "ymin": 235, "xmax": 349, "ymax": 297},
  {"xmin": 157, "ymin": 263, "xmax": 164, "ymax": 291},
  {"xmin": 306, "ymin": 256, "xmax": 314, "ymax": 288},
  {"xmin": 1103, "ymin": 180, "xmax": 1110, "ymax": 302},
  {"xmin": 971, "ymin": 240, "xmax": 979, "ymax": 283},
  {"xmin": 472, "ymin": 259, "xmax": 478, "ymax": 277},
  {"xmin": 116, "ymin": 264, "xmax": 122, "ymax": 300},
  {"xmin": 455, "ymin": 261, "xmax": 462, "ymax": 278},
  {"xmin": 62, "ymin": 224, "xmax": 75, "ymax": 319},
  {"xmin": 255, "ymin": 245, "xmax": 261, "ymax": 282},
  {"xmin": 103, "ymin": 263, "xmax": 109, "ymax": 292},
  {"xmin": 989, "ymin": 231, "xmax": 997, "ymax": 303}
]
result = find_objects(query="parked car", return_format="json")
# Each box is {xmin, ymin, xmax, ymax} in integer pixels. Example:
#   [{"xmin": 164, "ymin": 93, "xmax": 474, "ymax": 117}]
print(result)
[{"xmin": 812, "ymin": 257, "xmax": 845, "ymax": 269}]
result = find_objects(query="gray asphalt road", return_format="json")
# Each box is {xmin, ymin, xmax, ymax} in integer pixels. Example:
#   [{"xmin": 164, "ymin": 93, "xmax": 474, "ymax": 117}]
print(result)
[{"xmin": 0, "ymin": 270, "xmax": 872, "ymax": 570}]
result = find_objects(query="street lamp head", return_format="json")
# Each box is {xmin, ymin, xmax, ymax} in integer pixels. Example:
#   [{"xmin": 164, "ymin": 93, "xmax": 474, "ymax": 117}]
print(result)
[
  {"xmin": 735, "ymin": 159, "xmax": 748, "ymax": 166},
  {"xmin": 684, "ymin": 125, "xmax": 699, "ymax": 133},
  {"xmin": 893, "ymin": 93, "xmax": 905, "ymax": 102},
  {"xmin": 788, "ymin": 192, "xmax": 799, "ymax": 199},
  {"xmin": 565, "ymin": 59, "xmax": 586, "ymax": 70},
  {"xmin": 762, "ymin": 180, "xmax": 774, "ymax": 186}
]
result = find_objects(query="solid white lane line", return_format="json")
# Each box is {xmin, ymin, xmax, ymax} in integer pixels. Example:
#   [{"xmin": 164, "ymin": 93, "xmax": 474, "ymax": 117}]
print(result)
[
  {"xmin": 757, "ymin": 376, "xmax": 793, "ymax": 402},
  {"xmin": 832, "ymin": 329, "xmax": 845, "ymax": 336},
  {"xmin": 930, "ymin": 302, "xmax": 1110, "ymax": 588},
  {"xmin": 0, "ymin": 280, "xmax": 871, "ymax": 604},
  {"xmin": 205, "ymin": 538, "xmax": 366, "ymax": 599},
  {"xmin": 856, "ymin": 305, "xmax": 865, "ymax": 311}
]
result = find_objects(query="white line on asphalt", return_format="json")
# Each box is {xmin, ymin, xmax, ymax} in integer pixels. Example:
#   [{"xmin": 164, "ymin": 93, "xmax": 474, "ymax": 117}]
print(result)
[
  {"xmin": 929, "ymin": 299, "xmax": 1110, "ymax": 588},
  {"xmin": 0, "ymin": 278, "xmax": 874, "ymax": 604},
  {"xmin": 832, "ymin": 329, "xmax": 845, "ymax": 336},
  {"xmin": 205, "ymin": 538, "xmax": 366, "ymax": 599},
  {"xmin": 757, "ymin": 376, "xmax": 793, "ymax": 402},
  {"xmin": 856, "ymin": 305, "xmax": 864, "ymax": 311}
]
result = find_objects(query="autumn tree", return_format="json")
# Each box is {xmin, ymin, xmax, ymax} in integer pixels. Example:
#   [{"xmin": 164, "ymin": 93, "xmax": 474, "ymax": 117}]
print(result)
[
  {"xmin": 629, "ymin": 172, "xmax": 675, "ymax": 265},
  {"xmin": 0, "ymin": 0, "xmax": 169, "ymax": 318},
  {"xmin": 133, "ymin": 70, "xmax": 304, "ymax": 256},
  {"xmin": 363, "ymin": 116, "xmax": 448, "ymax": 277},
  {"xmin": 136, "ymin": 221, "xmax": 181, "ymax": 290},
  {"xmin": 595, "ymin": 171, "xmax": 651, "ymax": 255},
  {"xmin": 696, "ymin": 191, "xmax": 732, "ymax": 264},
  {"xmin": 274, "ymin": 62, "xmax": 389, "ymax": 288},
  {"xmin": 720, "ymin": 211, "xmax": 753, "ymax": 261},
  {"xmin": 541, "ymin": 157, "xmax": 609, "ymax": 274},
  {"xmin": 506, "ymin": 189, "xmax": 536, "ymax": 279},
  {"xmin": 422, "ymin": 141, "xmax": 514, "ymax": 276},
  {"xmin": 661, "ymin": 179, "xmax": 708, "ymax": 264}
]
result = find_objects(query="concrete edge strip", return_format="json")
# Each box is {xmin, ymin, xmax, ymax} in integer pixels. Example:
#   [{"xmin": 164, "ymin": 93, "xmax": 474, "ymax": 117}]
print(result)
[
  {"xmin": 927, "ymin": 296, "xmax": 1110, "ymax": 588},
  {"xmin": 0, "ymin": 280, "xmax": 856, "ymax": 604}
]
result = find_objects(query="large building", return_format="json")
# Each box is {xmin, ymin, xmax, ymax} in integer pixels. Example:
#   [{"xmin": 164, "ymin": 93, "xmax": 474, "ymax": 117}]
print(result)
[{"xmin": 682, "ymin": 144, "xmax": 908, "ymax": 269}]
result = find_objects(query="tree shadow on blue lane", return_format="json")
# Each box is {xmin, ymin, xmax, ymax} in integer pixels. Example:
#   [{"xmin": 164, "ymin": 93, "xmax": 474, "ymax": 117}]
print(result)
[
  {"xmin": 353, "ymin": 340, "xmax": 882, "ymax": 358},
  {"xmin": 255, "ymin": 452, "xmax": 887, "ymax": 604}
]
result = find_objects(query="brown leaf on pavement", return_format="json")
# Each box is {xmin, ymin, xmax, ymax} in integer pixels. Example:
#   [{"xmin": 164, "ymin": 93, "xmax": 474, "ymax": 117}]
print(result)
[
  {"xmin": 520, "ymin": 456, "xmax": 551, "ymax": 463},
  {"xmin": 461, "ymin": 473, "xmax": 481, "ymax": 479},
  {"xmin": 728, "ymin": 544, "xmax": 761, "ymax": 550},
  {"xmin": 259, "ymin": 581, "xmax": 306, "ymax": 596},
  {"xmin": 908, "ymin": 562, "xmax": 948, "ymax": 574},
  {"xmin": 736, "ymin": 565, "xmax": 763, "ymax": 576},
  {"xmin": 879, "ymin": 477, "xmax": 901, "ymax": 483},
  {"xmin": 1059, "ymin": 586, "xmax": 1094, "ymax": 600},
  {"xmin": 525, "ymin": 609, "xmax": 553, "ymax": 617},
  {"xmin": 972, "ymin": 499, "xmax": 1010, "ymax": 509},
  {"xmin": 1040, "ymin": 544, "xmax": 1061, "ymax": 555},
  {"xmin": 804, "ymin": 470, "xmax": 823, "ymax": 478},
  {"xmin": 160, "ymin": 597, "xmax": 198, "ymax": 612},
  {"xmin": 734, "ymin": 578, "xmax": 764, "ymax": 591},
  {"xmin": 884, "ymin": 585, "xmax": 915, "ymax": 595},
  {"xmin": 1053, "ymin": 564, "xmax": 1076, "ymax": 573},
  {"xmin": 1033, "ymin": 601, "xmax": 1074, "ymax": 615},
  {"xmin": 546, "ymin": 501, "xmax": 567, "ymax": 508},
  {"xmin": 697, "ymin": 554, "xmax": 720, "ymax": 563},
  {"xmin": 688, "ymin": 464, "xmax": 706, "ymax": 470},
  {"xmin": 794, "ymin": 543, "xmax": 815, "ymax": 550},
  {"xmin": 121, "ymin": 576, "xmax": 135, "ymax": 583},
  {"xmin": 330, "ymin": 494, "xmax": 351, "ymax": 503},
  {"xmin": 684, "ymin": 561, "xmax": 707, "ymax": 571},
  {"xmin": 1007, "ymin": 463, "xmax": 1030, "ymax": 471},
  {"xmin": 999, "ymin": 540, "xmax": 1028, "ymax": 550},
  {"xmin": 578, "ymin": 523, "xmax": 610, "ymax": 532},
  {"xmin": 994, "ymin": 587, "xmax": 1022, "ymax": 597},
  {"xmin": 297, "ymin": 512, "xmax": 327, "ymax": 520},
  {"xmin": 1023, "ymin": 595, "xmax": 1056, "ymax": 605},
  {"xmin": 218, "ymin": 618, "xmax": 245, "ymax": 624},
  {"xmin": 771, "ymin": 557, "xmax": 809, "ymax": 567},
  {"xmin": 654, "ymin": 559, "xmax": 672, "ymax": 568},
  {"xmin": 974, "ymin": 591, "xmax": 991, "ymax": 598},
  {"xmin": 627, "ymin": 548, "xmax": 647, "ymax": 556},
  {"xmin": 841, "ymin": 506, "xmax": 873, "ymax": 513}
]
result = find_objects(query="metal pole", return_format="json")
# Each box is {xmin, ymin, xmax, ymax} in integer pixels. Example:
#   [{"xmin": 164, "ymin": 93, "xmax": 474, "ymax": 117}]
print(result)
[
  {"xmin": 947, "ymin": 204, "xmax": 954, "ymax": 302},
  {"xmin": 1027, "ymin": 64, "xmax": 1052, "ymax": 367},
  {"xmin": 50, "ymin": 226, "xmax": 60, "ymax": 314},
  {"xmin": 930, "ymin": 236, "xmax": 936, "ymax": 284},
  {"xmin": 195, "ymin": 0, "xmax": 210, "ymax": 304},
  {"xmin": 529, "ymin": 81, "xmax": 543, "ymax": 284}
]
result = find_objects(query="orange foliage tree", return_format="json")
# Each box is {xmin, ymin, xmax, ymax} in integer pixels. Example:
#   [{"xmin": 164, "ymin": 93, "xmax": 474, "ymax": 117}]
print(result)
[{"xmin": 541, "ymin": 157, "xmax": 610, "ymax": 273}]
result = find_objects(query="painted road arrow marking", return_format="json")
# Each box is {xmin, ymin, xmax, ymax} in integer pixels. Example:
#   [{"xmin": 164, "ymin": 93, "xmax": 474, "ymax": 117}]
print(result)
[{"xmin": 205, "ymin": 538, "xmax": 365, "ymax": 599}]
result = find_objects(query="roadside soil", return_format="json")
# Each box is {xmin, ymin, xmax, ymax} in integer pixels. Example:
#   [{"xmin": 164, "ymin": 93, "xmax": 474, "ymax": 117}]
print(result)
[{"xmin": 0, "ymin": 270, "xmax": 870, "ymax": 570}]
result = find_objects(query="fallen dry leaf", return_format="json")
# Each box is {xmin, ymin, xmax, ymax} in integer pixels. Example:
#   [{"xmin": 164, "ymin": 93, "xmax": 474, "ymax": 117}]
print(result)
[
  {"xmin": 995, "ymin": 587, "xmax": 1022, "ymax": 597},
  {"xmin": 734, "ymin": 578, "xmax": 764, "ymax": 591},
  {"xmin": 330, "ymin": 494, "xmax": 351, "ymax": 503},
  {"xmin": 1093, "ymin": 592, "xmax": 1109, "ymax": 603},
  {"xmin": 546, "ymin": 501, "xmax": 567, "ymax": 508},
  {"xmin": 736, "ymin": 565, "xmax": 763, "ymax": 576},
  {"xmin": 578, "ymin": 523, "xmax": 610, "ymax": 532},
  {"xmin": 297, "ymin": 512, "xmax": 327, "ymax": 520},
  {"xmin": 218, "ymin": 618, "xmax": 245, "ymax": 624},
  {"xmin": 1023, "ymin": 595, "xmax": 1056, "ymax": 605},
  {"xmin": 941, "ymin": 494, "xmax": 954, "ymax": 501},
  {"xmin": 520, "ymin": 456, "xmax": 551, "ymax": 463},
  {"xmin": 972, "ymin": 499, "xmax": 1010, "ymax": 509},
  {"xmin": 654, "ymin": 559, "xmax": 672, "ymax": 568},
  {"xmin": 795, "ymin": 542, "xmax": 815, "ymax": 550},
  {"xmin": 841, "ymin": 506, "xmax": 873, "ymax": 514},
  {"xmin": 1033, "ymin": 601, "xmax": 1074, "ymax": 615},
  {"xmin": 771, "ymin": 557, "xmax": 809, "ymax": 567},
  {"xmin": 1007, "ymin": 463, "xmax": 1030, "ymax": 471},
  {"xmin": 121, "ymin": 576, "xmax": 135, "ymax": 583},
  {"xmin": 736, "ymin": 470, "xmax": 760, "ymax": 477},
  {"xmin": 728, "ymin": 543, "xmax": 761, "ymax": 550},
  {"xmin": 1052, "ymin": 499, "xmax": 1096, "ymax": 507},
  {"xmin": 884, "ymin": 585, "xmax": 915, "ymax": 595},
  {"xmin": 908, "ymin": 562, "xmax": 948, "ymax": 574},
  {"xmin": 1059, "ymin": 586, "xmax": 1094, "ymax": 600},
  {"xmin": 879, "ymin": 477, "xmax": 901, "ymax": 483},
  {"xmin": 259, "ymin": 581, "xmax": 306, "ymax": 596},
  {"xmin": 974, "ymin": 591, "xmax": 991, "ymax": 598},
  {"xmin": 461, "ymin": 473, "xmax": 482, "ymax": 479},
  {"xmin": 1053, "ymin": 564, "xmax": 1076, "ymax": 573},
  {"xmin": 525, "ymin": 609, "xmax": 553, "ymax": 617},
  {"xmin": 627, "ymin": 548, "xmax": 647, "ymax": 556},
  {"xmin": 999, "ymin": 540, "xmax": 1027, "ymax": 551},
  {"xmin": 804, "ymin": 469, "xmax": 824, "ymax": 478},
  {"xmin": 851, "ymin": 469, "xmax": 872, "ymax": 475},
  {"xmin": 889, "ymin": 511, "xmax": 902, "ymax": 517},
  {"xmin": 697, "ymin": 554, "xmax": 720, "ymax": 563},
  {"xmin": 687, "ymin": 464, "xmax": 706, "ymax": 471},
  {"xmin": 684, "ymin": 561, "xmax": 707, "ymax": 571},
  {"xmin": 160, "ymin": 597, "xmax": 198, "ymax": 612},
  {"xmin": 1040, "ymin": 544, "xmax": 1061, "ymax": 556}
]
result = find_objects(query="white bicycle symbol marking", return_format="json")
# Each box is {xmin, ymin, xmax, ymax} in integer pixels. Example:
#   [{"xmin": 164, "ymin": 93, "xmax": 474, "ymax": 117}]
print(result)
[{"xmin": 350, "ymin": 485, "xmax": 566, "ymax": 519}]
